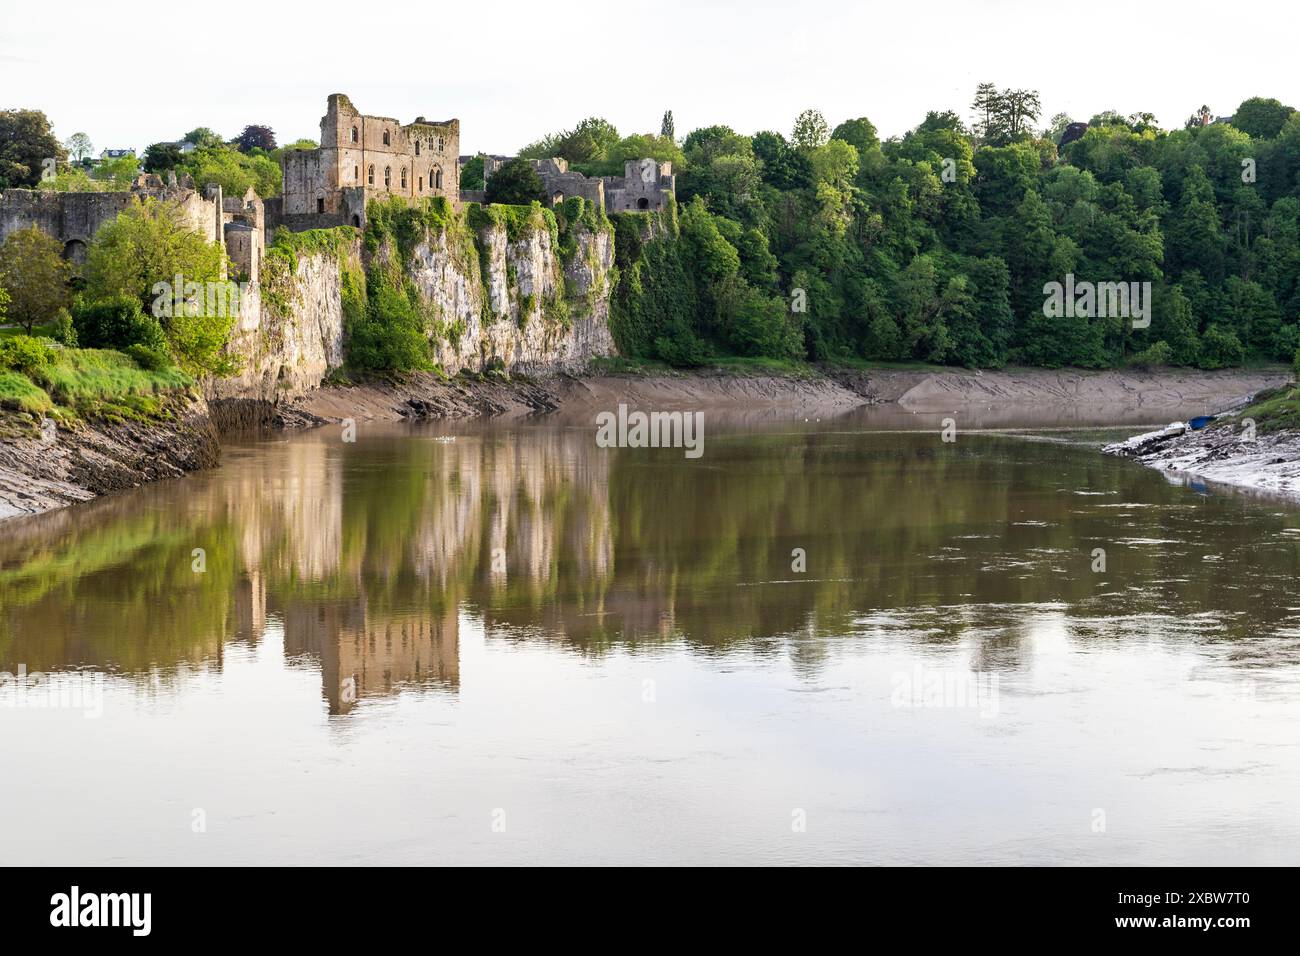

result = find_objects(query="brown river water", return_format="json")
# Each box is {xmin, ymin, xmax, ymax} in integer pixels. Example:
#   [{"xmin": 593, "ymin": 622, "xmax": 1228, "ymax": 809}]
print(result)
[{"xmin": 2, "ymin": 404, "xmax": 1299, "ymax": 865}]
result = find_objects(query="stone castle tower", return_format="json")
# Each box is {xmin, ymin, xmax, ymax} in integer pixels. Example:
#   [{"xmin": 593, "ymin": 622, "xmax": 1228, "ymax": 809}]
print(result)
[{"xmin": 280, "ymin": 94, "xmax": 460, "ymax": 228}]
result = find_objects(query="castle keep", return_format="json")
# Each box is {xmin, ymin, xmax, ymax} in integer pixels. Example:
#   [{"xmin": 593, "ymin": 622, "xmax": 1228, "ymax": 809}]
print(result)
[{"xmin": 276, "ymin": 94, "xmax": 460, "ymax": 230}]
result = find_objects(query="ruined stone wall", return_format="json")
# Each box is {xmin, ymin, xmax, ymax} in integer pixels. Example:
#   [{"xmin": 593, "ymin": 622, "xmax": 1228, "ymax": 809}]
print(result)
[
  {"xmin": 0, "ymin": 184, "xmax": 222, "ymax": 263},
  {"xmin": 282, "ymin": 148, "xmax": 335, "ymax": 215},
  {"xmin": 284, "ymin": 94, "xmax": 460, "ymax": 224},
  {"xmin": 603, "ymin": 159, "xmax": 675, "ymax": 213},
  {"xmin": 531, "ymin": 159, "xmax": 605, "ymax": 208}
]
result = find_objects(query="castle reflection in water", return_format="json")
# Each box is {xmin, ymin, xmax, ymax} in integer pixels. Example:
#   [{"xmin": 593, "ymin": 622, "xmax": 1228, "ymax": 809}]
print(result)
[{"xmin": 3, "ymin": 420, "xmax": 1293, "ymax": 716}]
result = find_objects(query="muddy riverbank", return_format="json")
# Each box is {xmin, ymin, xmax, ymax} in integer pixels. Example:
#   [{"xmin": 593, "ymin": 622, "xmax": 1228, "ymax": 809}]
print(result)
[{"xmin": 1, "ymin": 364, "xmax": 1290, "ymax": 521}]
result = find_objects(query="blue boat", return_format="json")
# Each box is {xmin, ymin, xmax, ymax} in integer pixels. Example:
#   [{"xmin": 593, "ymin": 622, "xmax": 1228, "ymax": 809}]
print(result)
[{"xmin": 1189, "ymin": 415, "xmax": 1216, "ymax": 430}]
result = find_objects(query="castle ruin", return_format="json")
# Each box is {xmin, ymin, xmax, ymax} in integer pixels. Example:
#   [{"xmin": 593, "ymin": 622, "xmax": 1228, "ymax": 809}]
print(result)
[
  {"xmin": 274, "ymin": 93, "xmax": 460, "ymax": 230},
  {"xmin": 470, "ymin": 155, "xmax": 676, "ymax": 214},
  {"xmin": 0, "ymin": 92, "xmax": 674, "ymax": 306},
  {"xmin": 0, "ymin": 171, "xmax": 262, "ymax": 279}
]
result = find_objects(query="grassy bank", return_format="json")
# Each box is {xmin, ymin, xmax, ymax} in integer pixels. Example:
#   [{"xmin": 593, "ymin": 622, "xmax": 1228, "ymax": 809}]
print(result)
[
  {"xmin": 1225, "ymin": 383, "xmax": 1300, "ymax": 434},
  {"xmin": 0, "ymin": 337, "xmax": 193, "ymax": 428}
]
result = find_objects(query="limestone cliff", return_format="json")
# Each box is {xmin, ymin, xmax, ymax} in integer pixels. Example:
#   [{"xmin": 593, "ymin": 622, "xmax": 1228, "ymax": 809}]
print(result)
[
  {"xmin": 409, "ymin": 209, "xmax": 615, "ymax": 375},
  {"xmin": 205, "ymin": 235, "xmax": 354, "ymax": 411},
  {"xmin": 205, "ymin": 201, "xmax": 617, "ymax": 414}
]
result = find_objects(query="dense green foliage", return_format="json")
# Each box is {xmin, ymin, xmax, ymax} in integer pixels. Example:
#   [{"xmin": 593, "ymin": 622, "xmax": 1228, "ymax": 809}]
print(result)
[
  {"xmin": 519, "ymin": 116, "xmax": 684, "ymax": 178},
  {"xmin": 594, "ymin": 90, "xmax": 1300, "ymax": 369},
  {"xmin": 460, "ymin": 154, "xmax": 485, "ymax": 191},
  {"xmin": 142, "ymin": 137, "xmax": 281, "ymax": 197},
  {"xmin": 72, "ymin": 297, "xmax": 169, "ymax": 354},
  {"xmin": 484, "ymin": 158, "xmax": 545, "ymax": 206},
  {"xmin": 0, "ymin": 109, "xmax": 65, "ymax": 188},
  {"xmin": 83, "ymin": 199, "xmax": 235, "ymax": 374}
]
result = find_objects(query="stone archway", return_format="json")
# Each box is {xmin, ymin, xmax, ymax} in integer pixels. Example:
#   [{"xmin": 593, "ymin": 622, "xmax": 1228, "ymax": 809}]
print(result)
[{"xmin": 62, "ymin": 239, "xmax": 87, "ymax": 264}]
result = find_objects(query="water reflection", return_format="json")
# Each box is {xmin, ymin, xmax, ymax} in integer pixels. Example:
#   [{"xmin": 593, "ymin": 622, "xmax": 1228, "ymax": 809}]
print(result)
[{"xmin": 4, "ymin": 418, "xmax": 1300, "ymax": 718}]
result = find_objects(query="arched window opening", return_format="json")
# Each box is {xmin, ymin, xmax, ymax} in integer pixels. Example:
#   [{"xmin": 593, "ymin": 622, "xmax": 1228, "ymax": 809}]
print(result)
[
  {"xmin": 350, "ymin": 126, "xmax": 358, "ymax": 143},
  {"xmin": 637, "ymin": 197, "xmax": 650, "ymax": 210},
  {"xmin": 384, "ymin": 166, "xmax": 391, "ymax": 187},
  {"xmin": 62, "ymin": 239, "xmax": 87, "ymax": 264},
  {"xmin": 415, "ymin": 140, "xmax": 421, "ymax": 155},
  {"xmin": 400, "ymin": 167, "xmax": 407, "ymax": 188},
  {"xmin": 433, "ymin": 167, "xmax": 443, "ymax": 189},
  {"xmin": 382, "ymin": 129, "xmax": 390, "ymax": 146},
  {"xmin": 368, "ymin": 165, "xmax": 375, "ymax": 185},
  {"xmin": 419, "ymin": 176, "xmax": 424, "ymax": 191}
]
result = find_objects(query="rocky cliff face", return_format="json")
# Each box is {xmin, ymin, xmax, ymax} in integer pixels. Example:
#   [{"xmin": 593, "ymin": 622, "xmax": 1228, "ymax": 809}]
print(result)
[
  {"xmin": 411, "ymin": 217, "xmax": 616, "ymax": 375},
  {"xmin": 205, "ymin": 244, "xmax": 352, "ymax": 411},
  {"xmin": 206, "ymin": 206, "xmax": 617, "ymax": 415}
]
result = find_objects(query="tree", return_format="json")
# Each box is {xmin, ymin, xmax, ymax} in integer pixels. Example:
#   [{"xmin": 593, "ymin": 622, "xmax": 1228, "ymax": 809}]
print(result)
[
  {"xmin": 660, "ymin": 110, "xmax": 675, "ymax": 140},
  {"xmin": 1002, "ymin": 89, "xmax": 1042, "ymax": 140},
  {"xmin": 791, "ymin": 109, "xmax": 830, "ymax": 150},
  {"xmin": 971, "ymin": 82, "xmax": 1001, "ymax": 141},
  {"xmin": 64, "ymin": 132, "xmax": 93, "ymax": 164},
  {"xmin": 97, "ymin": 153, "xmax": 140, "ymax": 188},
  {"xmin": 1233, "ymin": 97, "xmax": 1294, "ymax": 139},
  {"xmin": 484, "ymin": 158, "xmax": 544, "ymax": 205},
  {"xmin": 143, "ymin": 142, "xmax": 183, "ymax": 173},
  {"xmin": 0, "ymin": 227, "xmax": 73, "ymax": 332},
  {"xmin": 181, "ymin": 146, "xmax": 281, "ymax": 198},
  {"xmin": 83, "ymin": 199, "xmax": 232, "ymax": 373},
  {"xmin": 235, "ymin": 125, "xmax": 276, "ymax": 152},
  {"xmin": 830, "ymin": 117, "xmax": 879, "ymax": 155},
  {"xmin": 970, "ymin": 85, "xmax": 1040, "ymax": 145},
  {"xmin": 519, "ymin": 118, "xmax": 620, "ymax": 164},
  {"xmin": 460, "ymin": 154, "xmax": 485, "ymax": 190},
  {"xmin": 0, "ymin": 109, "xmax": 66, "ymax": 187},
  {"xmin": 1185, "ymin": 104, "xmax": 1213, "ymax": 129},
  {"xmin": 183, "ymin": 127, "xmax": 224, "ymax": 149}
]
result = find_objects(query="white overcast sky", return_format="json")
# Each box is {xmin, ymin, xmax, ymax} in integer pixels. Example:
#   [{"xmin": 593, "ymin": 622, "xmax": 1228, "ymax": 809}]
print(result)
[{"xmin": 1, "ymin": 0, "xmax": 1295, "ymax": 156}]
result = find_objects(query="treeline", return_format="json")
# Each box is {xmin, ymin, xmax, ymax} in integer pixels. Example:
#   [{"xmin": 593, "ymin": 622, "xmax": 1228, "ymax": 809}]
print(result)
[
  {"xmin": 534, "ymin": 90, "xmax": 1300, "ymax": 369},
  {"xmin": 0, "ymin": 110, "xmax": 300, "ymax": 199}
]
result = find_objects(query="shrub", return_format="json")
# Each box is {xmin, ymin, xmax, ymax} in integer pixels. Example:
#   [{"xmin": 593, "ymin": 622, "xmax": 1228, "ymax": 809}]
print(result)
[
  {"xmin": 125, "ymin": 343, "xmax": 170, "ymax": 371},
  {"xmin": 0, "ymin": 226, "xmax": 74, "ymax": 333},
  {"xmin": 0, "ymin": 334, "xmax": 57, "ymax": 373},
  {"xmin": 51, "ymin": 308, "xmax": 77, "ymax": 346},
  {"xmin": 1197, "ymin": 325, "xmax": 1246, "ymax": 369},
  {"xmin": 346, "ymin": 276, "xmax": 432, "ymax": 371},
  {"xmin": 1124, "ymin": 340, "xmax": 1174, "ymax": 370},
  {"xmin": 73, "ymin": 297, "xmax": 168, "ymax": 353}
]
